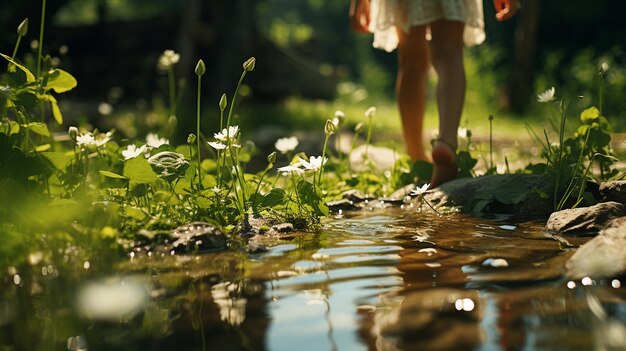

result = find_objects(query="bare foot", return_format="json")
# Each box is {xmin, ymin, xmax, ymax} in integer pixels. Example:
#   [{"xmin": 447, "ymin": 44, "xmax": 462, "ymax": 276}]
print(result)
[{"xmin": 430, "ymin": 140, "xmax": 457, "ymax": 188}]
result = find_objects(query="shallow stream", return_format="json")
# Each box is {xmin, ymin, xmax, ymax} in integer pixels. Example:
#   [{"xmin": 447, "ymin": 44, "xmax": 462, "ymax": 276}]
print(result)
[{"xmin": 3, "ymin": 205, "xmax": 626, "ymax": 350}]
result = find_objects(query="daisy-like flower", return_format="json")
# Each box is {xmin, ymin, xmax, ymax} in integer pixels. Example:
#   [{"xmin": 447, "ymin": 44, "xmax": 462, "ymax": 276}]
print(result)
[
  {"xmin": 121, "ymin": 144, "xmax": 147, "ymax": 160},
  {"xmin": 365, "ymin": 106, "xmax": 376, "ymax": 118},
  {"xmin": 208, "ymin": 141, "xmax": 227, "ymax": 150},
  {"xmin": 275, "ymin": 136, "xmax": 299, "ymax": 154},
  {"xmin": 93, "ymin": 131, "xmax": 113, "ymax": 148},
  {"xmin": 410, "ymin": 183, "xmax": 430, "ymax": 196},
  {"xmin": 146, "ymin": 133, "xmax": 169, "ymax": 148},
  {"xmin": 157, "ymin": 49, "xmax": 180, "ymax": 70},
  {"xmin": 537, "ymin": 87, "xmax": 556, "ymax": 103},
  {"xmin": 277, "ymin": 164, "xmax": 305, "ymax": 176},
  {"xmin": 75, "ymin": 132, "xmax": 95, "ymax": 147},
  {"xmin": 297, "ymin": 156, "xmax": 327, "ymax": 172},
  {"xmin": 75, "ymin": 130, "xmax": 113, "ymax": 148},
  {"xmin": 214, "ymin": 125, "xmax": 240, "ymax": 142}
]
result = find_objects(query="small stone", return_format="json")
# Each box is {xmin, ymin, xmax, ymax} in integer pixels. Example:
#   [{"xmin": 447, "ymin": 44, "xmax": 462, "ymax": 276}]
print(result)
[
  {"xmin": 483, "ymin": 258, "xmax": 509, "ymax": 268},
  {"xmin": 326, "ymin": 199, "xmax": 360, "ymax": 212},
  {"xmin": 170, "ymin": 222, "xmax": 227, "ymax": 253},
  {"xmin": 271, "ymin": 223, "xmax": 294, "ymax": 233}
]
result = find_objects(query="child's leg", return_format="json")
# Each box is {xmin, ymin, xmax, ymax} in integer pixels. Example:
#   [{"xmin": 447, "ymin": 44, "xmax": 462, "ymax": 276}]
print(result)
[
  {"xmin": 428, "ymin": 19, "xmax": 465, "ymax": 187},
  {"xmin": 396, "ymin": 25, "xmax": 430, "ymax": 162}
]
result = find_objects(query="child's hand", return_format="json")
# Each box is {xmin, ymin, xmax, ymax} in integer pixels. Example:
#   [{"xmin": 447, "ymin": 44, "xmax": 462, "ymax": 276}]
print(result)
[
  {"xmin": 349, "ymin": 0, "xmax": 371, "ymax": 33},
  {"xmin": 493, "ymin": 0, "xmax": 519, "ymax": 21}
]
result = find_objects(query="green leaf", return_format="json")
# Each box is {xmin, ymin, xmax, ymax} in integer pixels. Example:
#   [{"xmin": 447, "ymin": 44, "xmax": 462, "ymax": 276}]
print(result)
[
  {"xmin": 123, "ymin": 157, "xmax": 158, "ymax": 185},
  {"xmin": 580, "ymin": 106, "xmax": 600, "ymax": 123},
  {"xmin": 25, "ymin": 122, "xmax": 50, "ymax": 136},
  {"xmin": 0, "ymin": 53, "xmax": 35, "ymax": 83},
  {"xmin": 41, "ymin": 152, "xmax": 72, "ymax": 171},
  {"xmin": 39, "ymin": 94, "xmax": 63, "ymax": 124},
  {"xmin": 261, "ymin": 188, "xmax": 287, "ymax": 207},
  {"xmin": 99, "ymin": 170, "xmax": 127, "ymax": 180},
  {"xmin": 46, "ymin": 69, "xmax": 77, "ymax": 93}
]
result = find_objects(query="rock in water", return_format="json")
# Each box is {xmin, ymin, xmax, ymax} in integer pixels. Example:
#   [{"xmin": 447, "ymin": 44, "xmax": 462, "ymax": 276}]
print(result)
[
  {"xmin": 170, "ymin": 222, "xmax": 227, "ymax": 253},
  {"xmin": 566, "ymin": 220, "xmax": 626, "ymax": 279},
  {"xmin": 545, "ymin": 201, "xmax": 626, "ymax": 235}
]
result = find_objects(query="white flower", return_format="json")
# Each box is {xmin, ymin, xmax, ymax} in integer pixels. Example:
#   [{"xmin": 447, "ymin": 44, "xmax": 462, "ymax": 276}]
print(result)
[
  {"xmin": 208, "ymin": 141, "xmax": 227, "ymax": 150},
  {"xmin": 297, "ymin": 156, "xmax": 327, "ymax": 172},
  {"xmin": 76, "ymin": 130, "xmax": 112, "ymax": 148},
  {"xmin": 214, "ymin": 125, "xmax": 239, "ymax": 142},
  {"xmin": 275, "ymin": 136, "xmax": 299, "ymax": 154},
  {"xmin": 277, "ymin": 165, "xmax": 304, "ymax": 176},
  {"xmin": 121, "ymin": 144, "xmax": 147, "ymax": 159},
  {"xmin": 158, "ymin": 49, "xmax": 180, "ymax": 70},
  {"xmin": 458, "ymin": 127, "xmax": 468, "ymax": 139},
  {"xmin": 410, "ymin": 183, "xmax": 430, "ymax": 196},
  {"xmin": 334, "ymin": 110, "xmax": 345, "ymax": 125},
  {"xmin": 537, "ymin": 87, "xmax": 556, "ymax": 103},
  {"xmin": 76, "ymin": 132, "xmax": 95, "ymax": 147},
  {"xmin": 146, "ymin": 133, "xmax": 169, "ymax": 148},
  {"xmin": 365, "ymin": 106, "xmax": 376, "ymax": 118}
]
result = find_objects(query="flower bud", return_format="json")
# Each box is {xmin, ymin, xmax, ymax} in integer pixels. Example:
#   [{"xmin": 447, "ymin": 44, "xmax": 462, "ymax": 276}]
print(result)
[
  {"xmin": 187, "ymin": 133, "xmax": 196, "ymax": 144},
  {"xmin": 267, "ymin": 151, "xmax": 277, "ymax": 164},
  {"xmin": 68, "ymin": 126, "xmax": 78, "ymax": 142},
  {"xmin": 466, "ymin": 129, "xmax": 472, "ymax": 138},
  {"xmin": 488, "ymin": 114, "xmax": 494, "ymax": 121},
  {"xmin": 324, "ymin": 119, "xmax": 336, "ymax": 135},
  {"xmin": 243, "ymin": 57, "xmax": 256, "ymax": 72},
  {"xmin": 365, "ymin": 106, "xmax": 376, "ymax": 119},
  {"xmin": 195, "ymin": 59, "xmax": 206, "ymax": 76},
  {"xmin": 354, "ymin": 122, "xmax": 364, "ymax": 133},
  {"xmin": 219, "ymin": 93, "xmax": 227, "ymax": 111},
  {"xmin": 17, "ymin": 18, "xmax": 28, "ymax": 37}
]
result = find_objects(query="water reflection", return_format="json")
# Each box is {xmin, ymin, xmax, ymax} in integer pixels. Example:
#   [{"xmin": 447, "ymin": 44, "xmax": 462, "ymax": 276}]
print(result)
[{"xmin": 3, "ymin": 208, "xmax": 626, "ymax": 350}]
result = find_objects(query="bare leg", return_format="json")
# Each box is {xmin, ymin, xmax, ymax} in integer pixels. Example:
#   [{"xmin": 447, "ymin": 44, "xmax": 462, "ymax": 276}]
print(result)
[
  {"xmin": 396, "ymin": 25, "xmax": 430, "ymax": 162},
  {"xmin": 429, "ymin": 20, "xmax": 465, "ymax": 187}
]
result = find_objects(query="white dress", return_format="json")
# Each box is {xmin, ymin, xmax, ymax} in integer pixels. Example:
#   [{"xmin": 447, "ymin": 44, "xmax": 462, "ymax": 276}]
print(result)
[{"xmin": 369, "ymin": 0, "xmax": 485, "ymax": 52}]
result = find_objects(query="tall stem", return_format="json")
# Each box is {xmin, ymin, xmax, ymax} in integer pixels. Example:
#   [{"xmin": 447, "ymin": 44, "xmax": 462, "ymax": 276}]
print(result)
[
  {"xmin": 167, "ymin": 66, "xmax": 176, "ymax": 118},
  {"xmin": 11, "ymin": 36, "xmax": 22, "ymax": 60},
  {"xmin": 225, "ymin": 71, "xmax": 247, "ymax": 131},
  {"xmin": 37, "ymin": 0, "xmax": 46, "ymax": 79},
  {"xmin": 196, "ymin": 74, "xmax": 203, "ymax": 189}
]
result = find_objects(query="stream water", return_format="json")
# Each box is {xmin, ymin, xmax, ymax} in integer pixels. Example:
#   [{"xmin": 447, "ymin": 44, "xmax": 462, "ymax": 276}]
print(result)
[{"xmin": 3, "ymin": 205, "xmax": 626, "ymax": 350}]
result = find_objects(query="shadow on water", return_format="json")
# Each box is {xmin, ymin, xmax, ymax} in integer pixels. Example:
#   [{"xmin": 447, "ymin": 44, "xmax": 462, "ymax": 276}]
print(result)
[{"xmin": 3, "ymin": 206, "xmax": 626, "ymax": 350}]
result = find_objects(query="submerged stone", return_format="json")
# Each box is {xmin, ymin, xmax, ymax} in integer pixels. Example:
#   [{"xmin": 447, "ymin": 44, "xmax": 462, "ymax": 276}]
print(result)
[
  {"xmin": 545, "ymin": 201, "xmax": 626, "ymax": 235},
  {"xmin": 566, "ymin": 219, "xmax": 626, "ymax": 279},
  {"xmin": 170, "ymin": 222, "xmax": 227, "ymax": 253}
]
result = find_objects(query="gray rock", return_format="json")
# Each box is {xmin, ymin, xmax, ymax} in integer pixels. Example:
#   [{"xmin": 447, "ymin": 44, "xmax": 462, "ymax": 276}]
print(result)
[
  {"xmin": 600, "ymin": 180, "xmax": 626, "ymax": 204},
  {"xmin": 545, "ymin": 201, "xmax": 626, "ymax": 235},
  {"xmin": 326, "ymin": 198, "xmax": 360, "ymax": 212},
  {"xmin": 566, "ymin": 218, "xmax": 626, "ymax": 279},
  {"xmin": 423, "ymin": 174, "xmax": 553, "ymax": 220},
  {"xmin": 170, "ymin": 222, "xmax": 227, "ymax": 253}
]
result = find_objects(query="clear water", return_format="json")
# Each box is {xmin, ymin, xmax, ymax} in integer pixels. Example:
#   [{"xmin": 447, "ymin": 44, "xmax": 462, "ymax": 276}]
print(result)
[{"xmin": 3, "ymin": 206, "xmax": 626, "ymax": 351}]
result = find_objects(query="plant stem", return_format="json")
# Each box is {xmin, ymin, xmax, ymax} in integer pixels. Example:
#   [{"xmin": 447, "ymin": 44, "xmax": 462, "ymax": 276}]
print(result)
[
  {"xmin": 167, "ymin": 66, "xmax": 176, "ymax": 118},
  {"xmin": 11, "ymin": 36, "xmax": 22, "ymax": 60},
  {"xmin": 365, "ymin": 117, "xmax": 372, "ymax": 157},
  {"xmin": 489, "ymin": 115, "xmax": 493, "ymax": 171},
  {"xmin": 196, "ymin": 73, "xmax": 203, "ymax": 189},
  {"xmin": 36, "ymin": 0, "xmax": 46, "ymax": 79},
  {"xmin": 225, "ymin": 71, "xmax": 247, "ymax": 131},
  {"xmin": 318, "ymin": 134, "xmax": 330, "ymax": 190},
  {"xmin": 554, "ymin": 99, "xmax": 571, "ymax": 210}
]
